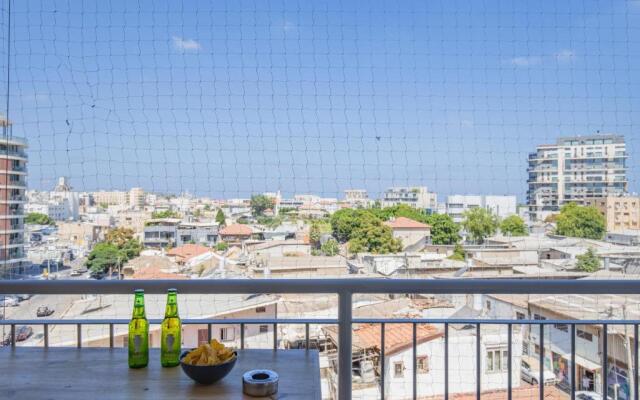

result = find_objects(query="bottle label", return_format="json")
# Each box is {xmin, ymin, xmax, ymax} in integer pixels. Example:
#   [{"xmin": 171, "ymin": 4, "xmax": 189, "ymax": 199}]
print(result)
[
  {"xmin": 133, "ymin": 335, "xmax": 142, "ymax": 353},
  {"xmin": 166, "ymin": 333, "xmax": 175, "ymax": 349}
]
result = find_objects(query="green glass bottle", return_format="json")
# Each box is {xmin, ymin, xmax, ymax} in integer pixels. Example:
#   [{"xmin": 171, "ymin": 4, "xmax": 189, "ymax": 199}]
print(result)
[
  {"xmin": 128, "ymin": 289, "xmax": 149, "ymax": 368},
  {"xmin": 160, "ymin": 288, "xmax": 181, "ymax": 367}
]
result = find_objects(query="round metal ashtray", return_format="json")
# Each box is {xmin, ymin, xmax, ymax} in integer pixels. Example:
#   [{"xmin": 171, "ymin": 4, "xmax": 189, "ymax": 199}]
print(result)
[{"xmin": 242, "ymin": 369, "xmax": 279, "ymax": 397}]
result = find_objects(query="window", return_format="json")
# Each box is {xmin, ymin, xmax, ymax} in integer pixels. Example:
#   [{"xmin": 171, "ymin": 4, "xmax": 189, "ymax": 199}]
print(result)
[
  {"xmin": 220, "ymin": 327, "xmax": 235, "ymax": 342},
  {"xmin": 486, "ymin": 349, "xmax": 508, "ymax": 373},
  {"xmin": 485, "ymin": 300, "xmax": 492, "ymax": 311},
  {"xmin": 259, "ymin": 325, "xmax": 269, "ymax": 333},
  {"xmin": 534, "ymin": 314, "xmax": 546, "ymax": 320},
  {"xmin": 197, "ymin": 329, "xmax": 208, "ymax": 345},
  {"xmin": 255, "ymin": 306, "xmax": 266, "ymax": 313},
  {"xmin": 577, "ymin": 329, "xmax": 593, "ymax": 342},
  {"xmin": 554, "ymin": 324, "xmax": 569, "ymax": 332},
  {"xmin": 394, "ymin": 362, "xmax": 404, "ymax": 378},
  {"xmin": 417, "ymin": 356, "xmax": 429, "ymax": 373},
  {"xmin": 516, "ymin": 312, "xmax": 526, "ymax": 320}
]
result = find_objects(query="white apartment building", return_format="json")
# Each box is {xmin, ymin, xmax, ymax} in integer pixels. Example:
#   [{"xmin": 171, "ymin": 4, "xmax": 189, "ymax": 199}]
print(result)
[
  {"xmin": 344, "ymin": 189, "xmax": 372, "ymax": 208},
  {"xmin": 446, "ymin": 195, "xmax": 517, "ymax": 223},
  {"xmin": 128, "ymin": 187, "xmax": 145, "ymax": 209},
  {"xmin": 92, "ymin": 190, "xmax": 129, "ymax": 206},
  {"xmin": 527, "ymin": 134, "xmax": 627, "ymax": 221},
  {"xmin": 381, "ymin": 186, "xmax": 438, "ymax": 212}
]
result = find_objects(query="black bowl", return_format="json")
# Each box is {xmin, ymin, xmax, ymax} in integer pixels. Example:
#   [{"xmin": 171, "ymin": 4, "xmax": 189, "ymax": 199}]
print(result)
[{"xmin": 179, "ymin": 349, "xmax": 237, "ymax": 385}]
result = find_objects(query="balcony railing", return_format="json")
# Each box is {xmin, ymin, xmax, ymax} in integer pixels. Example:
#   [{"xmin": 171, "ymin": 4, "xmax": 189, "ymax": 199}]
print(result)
[{"xmin": 1, "ymin": 279, "xmax": 639, "ymax": 400}]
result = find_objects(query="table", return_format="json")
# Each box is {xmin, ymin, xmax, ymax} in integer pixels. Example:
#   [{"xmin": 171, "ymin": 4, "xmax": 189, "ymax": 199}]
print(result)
[{"xmin": 0, "ymin": 348, "xmax": 321, "ymax": 400}]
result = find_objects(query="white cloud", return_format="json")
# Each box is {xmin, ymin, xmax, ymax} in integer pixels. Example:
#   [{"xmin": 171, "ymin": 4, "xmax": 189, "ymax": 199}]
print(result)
[
  {"xmin": 172, "ymin": 36, "xmax": 201, "ymax": 52},
  {"xmin": 509, "ymin": 56, "xmax": 542, "ymax": 67},
  {"xmin": 555, "ymin": 49, "xmax": 576, "ymax": 63}
]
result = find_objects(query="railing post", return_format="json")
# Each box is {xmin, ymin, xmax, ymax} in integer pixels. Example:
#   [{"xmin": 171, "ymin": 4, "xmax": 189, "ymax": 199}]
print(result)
[{"xmin": 338, "ymin": 290, "xmax": 352, "ymax": 400}]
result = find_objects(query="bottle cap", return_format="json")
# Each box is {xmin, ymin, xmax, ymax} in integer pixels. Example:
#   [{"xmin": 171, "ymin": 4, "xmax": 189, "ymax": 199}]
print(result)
[
  {"xmin": 134, "ymin": 289, "xmax": 144, "ymax": 294},
  {"xmin": 168, "ymin": 288, "xmax": 177, "ymax": 293}
]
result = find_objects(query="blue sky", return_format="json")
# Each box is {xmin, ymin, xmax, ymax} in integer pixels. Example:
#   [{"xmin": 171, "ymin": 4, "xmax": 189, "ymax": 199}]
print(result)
[{"xmin": 4, "ymin": 0, "xmax": 640, "ymax": 201}]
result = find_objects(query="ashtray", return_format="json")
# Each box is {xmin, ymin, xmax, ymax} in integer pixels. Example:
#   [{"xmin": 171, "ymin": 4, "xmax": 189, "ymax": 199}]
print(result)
[{"xmin": 242, "ymin": 369, "xmax": 279, "ymax": 397}]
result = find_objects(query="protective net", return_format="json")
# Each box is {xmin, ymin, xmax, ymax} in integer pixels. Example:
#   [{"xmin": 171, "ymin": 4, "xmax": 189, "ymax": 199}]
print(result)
[{"xmin": 0, "ymin": 1, "xmax": 639, "ymax": 399}]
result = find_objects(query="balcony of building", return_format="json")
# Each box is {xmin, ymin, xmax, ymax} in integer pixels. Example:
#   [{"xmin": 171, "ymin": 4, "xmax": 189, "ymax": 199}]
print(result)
[{"xmin": 1, "ymin": 279, "xmax": 640, "ymax": 400}]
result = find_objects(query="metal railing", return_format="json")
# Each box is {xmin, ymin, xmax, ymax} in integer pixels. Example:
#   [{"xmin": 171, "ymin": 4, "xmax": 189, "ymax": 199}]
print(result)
[{"xmin": 1, "ymin": 278, "xmax": 639, "ymax": 400}]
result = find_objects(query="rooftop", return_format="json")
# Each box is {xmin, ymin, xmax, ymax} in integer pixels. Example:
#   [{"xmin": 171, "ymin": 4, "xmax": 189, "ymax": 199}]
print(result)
[
  {"xmin": 384, "ymin": 217, "xmax": 430, "ymax": 229},
  {"xmin": 220, "ymin": 224, "xmax": 253, "ymax": 236}
]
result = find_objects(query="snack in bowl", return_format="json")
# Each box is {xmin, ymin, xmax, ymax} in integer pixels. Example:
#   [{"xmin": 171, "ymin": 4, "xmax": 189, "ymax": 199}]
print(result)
[{"xmin": 179, "ymin": 339, "xmax": 237, "ymax": 384}]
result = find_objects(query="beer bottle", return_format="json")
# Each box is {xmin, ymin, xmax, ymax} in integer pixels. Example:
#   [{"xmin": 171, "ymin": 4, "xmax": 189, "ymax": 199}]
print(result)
[
  {"xmin": 160, "ymin": 288, "xmax": 181, "ymax": 367},
  {"xmin": 128, "ymin": 289, "xmax": 149, "ymax": 368}
]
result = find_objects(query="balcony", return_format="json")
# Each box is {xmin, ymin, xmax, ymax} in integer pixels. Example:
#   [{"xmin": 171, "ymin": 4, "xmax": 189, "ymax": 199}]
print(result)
[{"xmin": 1, "ymin": 279, "xmax": 639, "ymax": 400}]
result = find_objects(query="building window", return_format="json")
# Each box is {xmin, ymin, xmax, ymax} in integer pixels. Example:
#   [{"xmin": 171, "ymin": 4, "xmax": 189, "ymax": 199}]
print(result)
[
  {"xmin": 533, "ymin": 314, "xmax": 546, "ymax": 320},
  {"xmin": 485, "ymin": 301, "xmax": 492, "ymax": 311},
  {"xmin": 197, "ymin": 329, "xmax": 208, "ymax": 345},
  {"xmin": 394, "ymin": 362, "xmax": 404, "ymax": 378},
  {"xmin": 417, "ymin": 356, "xmax": 429, "ymax": 373},
  {"xmin": 486, "ymin": 349, "xmax": 508, "ymax": 373},
  {"xmin": 259, "ymin": 325, "xmax": 269, "ymax": 333},
  {"xmin": 255, "ymin": 306, "xmax": 266, "ymax": 313},
  {"xmin": 220, "ymin": 327, "xmax": 235, "ymax": 342},
  {"xmin": 577, "ymin": 329, "xmax": 593, "ymax": 342},
  {"xmin": 554, "ymin": 324, "xmax": 569, "ymax": 332},
  {"xmin": 516, "ymin": 312, "xmax": 526, "ymax": 320}
]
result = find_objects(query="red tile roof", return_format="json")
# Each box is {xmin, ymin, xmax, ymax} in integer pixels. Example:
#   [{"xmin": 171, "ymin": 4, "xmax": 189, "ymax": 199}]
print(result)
[
  {"xmin": 220, "ymin": 224, "xmax": 253, "ymax": 236},
  {"xmin": 326, "ymin": 323, "xmax": 442, "ymax": 355},
  {"xmin": 384, "ymin": 216, "xmax": 430, "ymax": 229},
  {"xmin": 166, "ymin": 244, "xmax": 210, "ymax": 261}
]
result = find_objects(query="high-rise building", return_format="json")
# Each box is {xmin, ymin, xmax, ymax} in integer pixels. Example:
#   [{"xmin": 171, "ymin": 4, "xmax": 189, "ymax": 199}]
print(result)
[
  {"xmin": 381, "ymin": 186, "xmax": 438, "ymax": 212},
  {"xmin": 0, "ymin": 120, "xmax": 28, "ymax": 276},
  {"xmin": 527, "ymin": 134, "xmax": 627, "ymax": 221},
  {"xmin": 129, "ymin": 187, "xmax": 145, "ymax": 209}
]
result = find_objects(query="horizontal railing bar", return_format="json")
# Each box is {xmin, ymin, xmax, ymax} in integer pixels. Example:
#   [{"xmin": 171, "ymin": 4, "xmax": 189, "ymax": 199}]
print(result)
[
  {"xmin": 0, "ymin": 318, "xmax": 339, "ymax": 326},
  {"xmin": 2, "ymin": 317, "xmax": 638, "ymax": 326},
  {"xmin": 1, "ymin": 278, "xmax": 639, "ymax": 295},
  {"xmin": 353, "ymin": 318, "xmax": 640, "ymax": 325}
]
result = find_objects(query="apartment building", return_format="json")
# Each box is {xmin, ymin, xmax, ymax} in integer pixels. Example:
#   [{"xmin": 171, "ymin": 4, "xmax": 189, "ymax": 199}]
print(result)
[
  {"xmin": 128, "ymin": 187, "xmax": 145, "ymax": 209},
  {"xmin": 343, "ymin": 189, "xmax": 372, "ymax": 208},
  {"xmin": 446, "ymin": 195, "xmax": 517, "ymax": 223},
  {"xmin": 0, "ymin": 127, "xmax": 28, "ymax": 275},
  {"xmin": 584, "ymin": 195, "xmax": 640, "ymax": 232},
  {"xmin": 92, "ymin": 190, "xmax": 128, "ymax": 206},
  {"xmin": 381, "ymin": 186, "xmax": 438, "ymax": 212},
  {"xmin": 527, "ymin": 134, "xmax": 627, "ymax": 221}
]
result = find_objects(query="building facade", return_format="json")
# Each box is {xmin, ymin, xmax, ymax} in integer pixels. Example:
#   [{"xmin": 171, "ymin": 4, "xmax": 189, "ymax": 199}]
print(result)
[
  {"xmin": 0, "ymin": 132, "xmax": 28, "ymax": 275},
  {"xmin": 584, "ymin": 195, "xmax": 640, "ymax": 232},
  {"xmin": 527, "ymin": 134, "xmax": 627, "ymax": 221},
  {"xmin": 446, "ymin": 195, "xmax": 517, "ymax": 223},
  {"xmin": 381, "ymin": 186, "xmax": 438, "ymax": 212}
]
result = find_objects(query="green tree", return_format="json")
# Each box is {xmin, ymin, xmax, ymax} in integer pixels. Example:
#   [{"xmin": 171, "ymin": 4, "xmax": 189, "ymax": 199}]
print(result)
[
  {"xmin": 576, "ymin": 248, "xmax": 601, "ymax": 272},
  {"xmin": 461, "ymin": 208, "xmax": 499, "ymax": 244},
  {"xmin": 348, "ymin": 220, "xmax": 402, "ymax": 254},
  {"xmin": 250, "ymin": 194, "xmax": 274, "ymax": 216},
  {"xmin": 320, "ymin": 238, "xmax": 340, "ymax": 256},
  {"xmin": 426, "ymin": 214, "xmax": 461, "ymax": 245},
  {"xmin": 25, "ymin": 212, "xmax": 54, "ymax": 225},
  {"xmin": 500, "ymin": 215, "xmax": 528, "ymax": 237},
  {"xmin": 309, "ymin": 220, "xmax": 332, "ymax": 248},
  {"xmin": 85, "ymin": 243, "xmax": 120, "ymax": 273},
  {"xmin": 203, "ymin": 204, "xmax": 212, "ymax": 211},
  {"xmin": 330, "ymin": 208, "xmax": 376, "ymax": 243},
  {"xmin": 555, "ymin": 203, "xmax": 606, "ymax": 240},
  {"xmin": 215, "ymin": 209, "xmax": 226, "ymax": 226},
  {"xmin": 105, "ymin": 227, "xmax": 136, "ymax": 247},
  {"xmin": 86, "ymin": 228, "xmax": 141, "ymax": 273},
  {"xmin": 448, "ymin": 243, "xmax": 466, "ymax": 261},
  {"xmin": 151, "ymin": 209, "xmax": 181, "ymax": 219},
  {"xmin": 215, "ymin": 241, "xmax": 229, "ymax": 252}
]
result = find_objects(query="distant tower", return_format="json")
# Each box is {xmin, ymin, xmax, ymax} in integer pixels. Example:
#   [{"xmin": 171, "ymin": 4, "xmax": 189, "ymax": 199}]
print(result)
[
  {"xmin": 0, "ymin": 116, "xmax": 28, "ymax": 276},
  {"xmin": 54, "ymin": 176, "xmax": 72, "ymax": 192}
]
